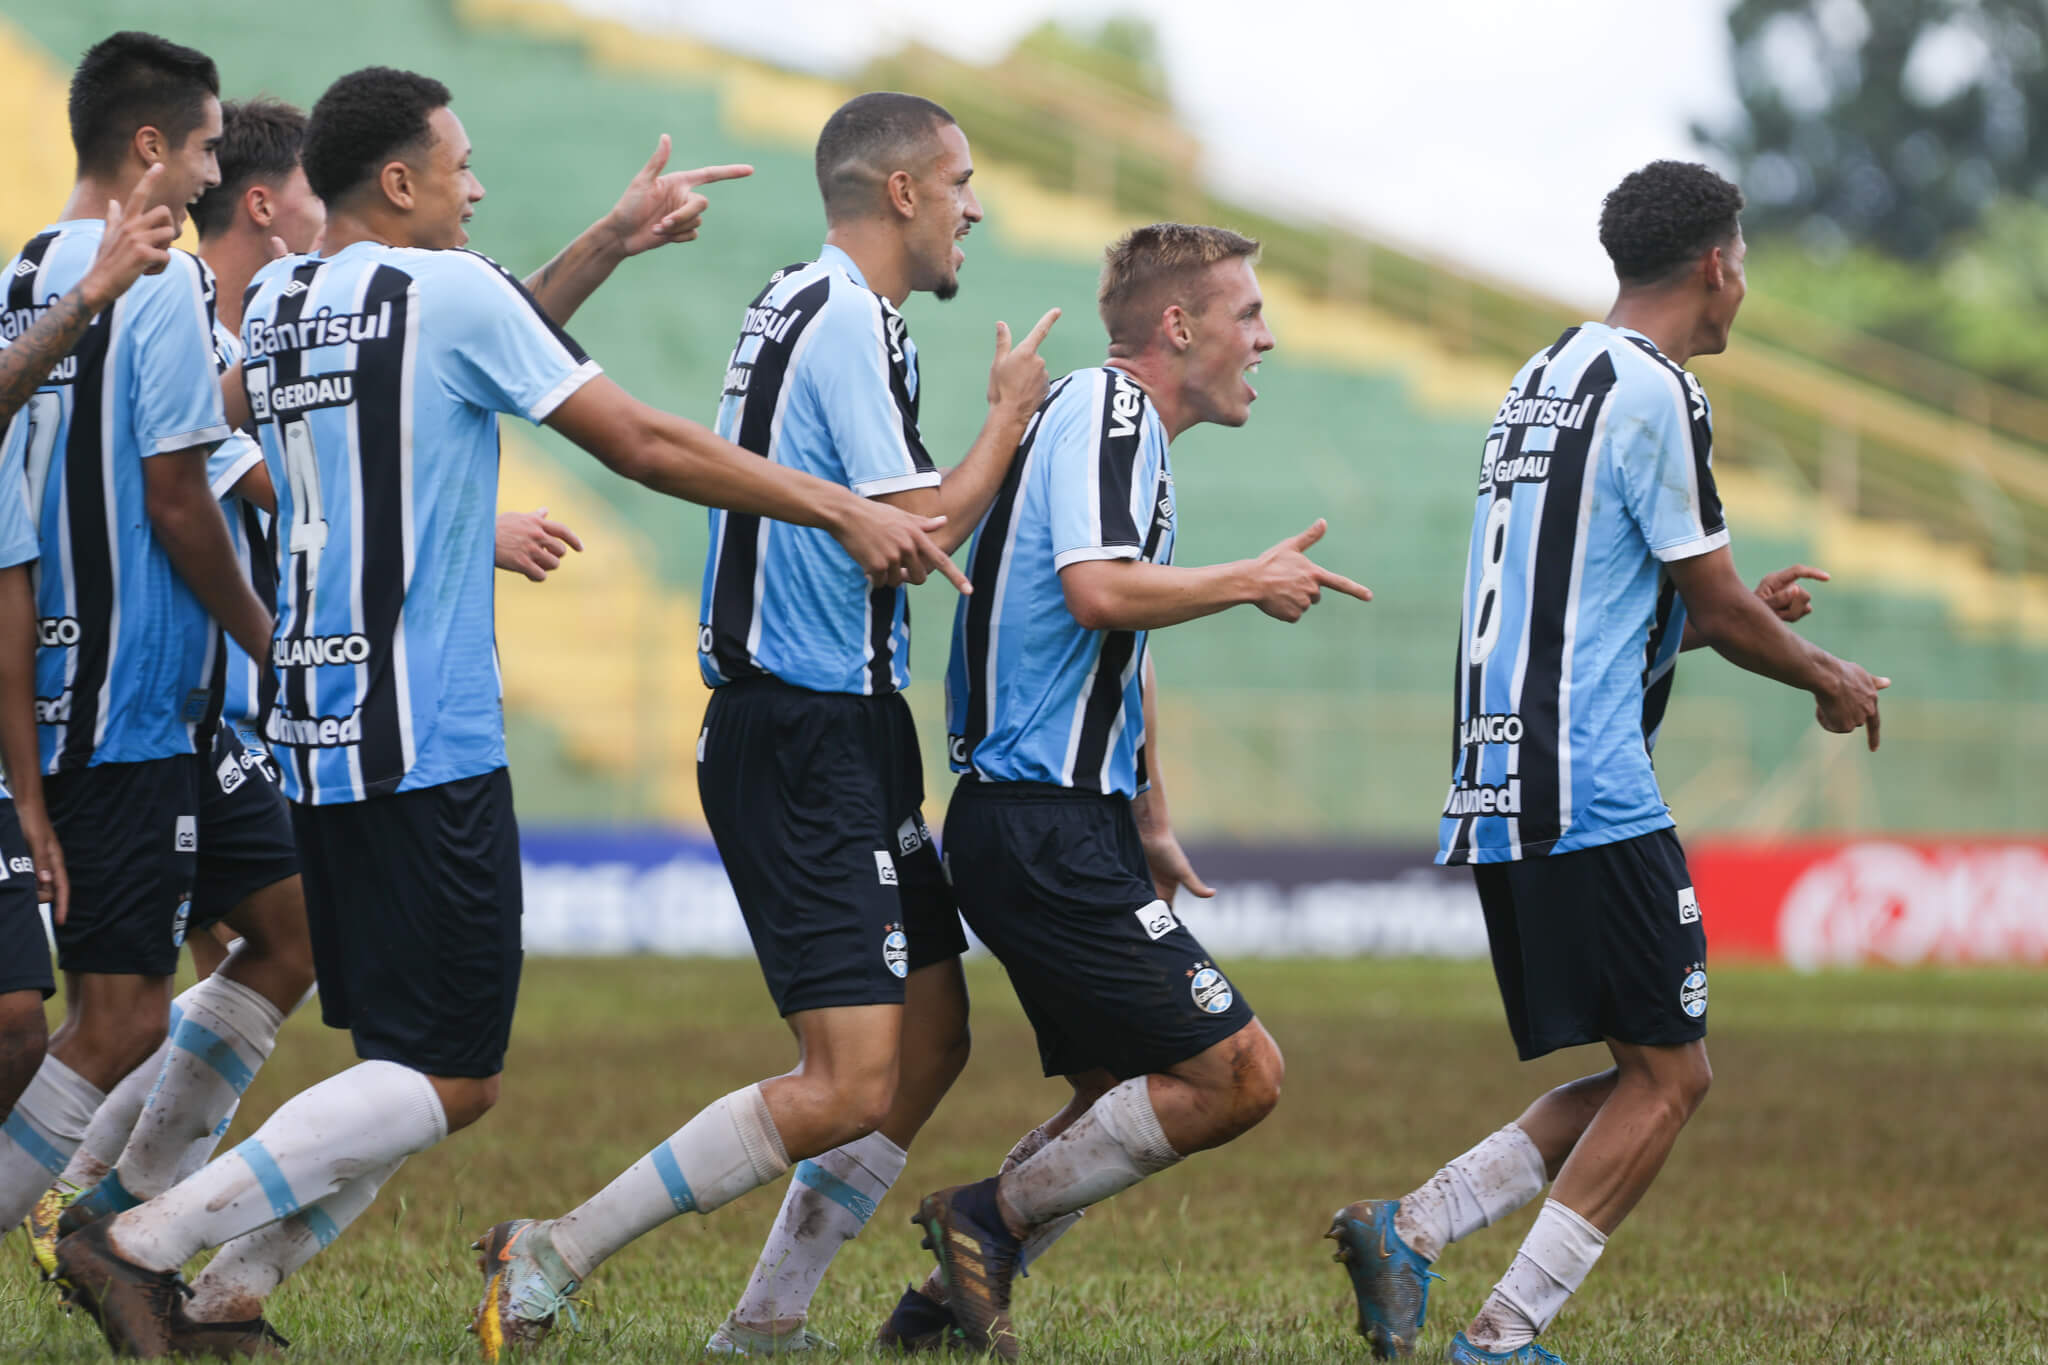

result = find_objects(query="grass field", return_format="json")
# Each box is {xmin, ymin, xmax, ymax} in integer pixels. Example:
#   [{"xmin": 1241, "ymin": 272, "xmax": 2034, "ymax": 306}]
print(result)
[{"xmin": 3, "ymin": 957, "xmax": 2045, "ymax": 1363}]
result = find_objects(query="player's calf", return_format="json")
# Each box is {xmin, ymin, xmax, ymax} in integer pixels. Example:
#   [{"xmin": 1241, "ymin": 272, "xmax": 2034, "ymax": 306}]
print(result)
[{"xmin": 0, "ymin": 989, "xmax": 47, "ymax": 1115}]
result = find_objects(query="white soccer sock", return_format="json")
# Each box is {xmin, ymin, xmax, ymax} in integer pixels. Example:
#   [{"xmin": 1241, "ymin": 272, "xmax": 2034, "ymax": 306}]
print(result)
[
  {"xmin": 731, "ymin": 1130, "xmax": 906, "ymax": 1327},
  {"xmin": 0, "ymin": 1057, "xmax": 106, "ymax": 1227},
  {"xmin": 59, "ymin": 1043, "xmax": 167, "ymax": 1191},
  {"xmin": 999, "ymin": 1121, "xmax": 1080, "ymax": 1271},
  {"xmin": 109, "ymin": 1060, "xmax": 446, "ymax": 1273},
  {"xmin": 550, "ymin": 1083, "xmax": 789, "ymax": 1282},
  {"xmin": 1000, "ymin": 1078, "xmax": 1180, "ymax": 1227},
  {"xmin": 183, "ymin": 1157, "xmax": 404, "ymax": 1323},
  {"xmin": 1466, "ymin": 1199, "xmax": 1608, "ymax": 1352},
  {"xmin": 1394, "ymin": 1122, "xmax": 1548, "ymax": 1262},
  {"xmin": 116, "ymin": 974, "xmax": 284, "ymax": 1200}
]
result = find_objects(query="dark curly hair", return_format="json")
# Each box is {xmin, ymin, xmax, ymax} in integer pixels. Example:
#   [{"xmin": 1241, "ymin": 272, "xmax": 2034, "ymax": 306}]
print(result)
[
  {"xmin": 302, "ymin": 67, "xmax": 451, "ymax": 204},
  {"xmin": 68, "ymin": 31, "xmax": 219, "ymax": 178},
  {"xmin": 1599, "ymin": 161, "xmax": 1744, "ymax": 287},
  {"xmin": 192, "ymin": 97, "xmax": 306, "ymax": 239}
]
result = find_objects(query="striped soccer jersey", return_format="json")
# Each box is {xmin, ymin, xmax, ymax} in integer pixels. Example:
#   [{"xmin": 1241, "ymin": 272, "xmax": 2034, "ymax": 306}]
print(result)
[
  {"xmin": 207, "ymin": 317, "xmax": 275, "ymax": 731},
  {"xmin": 698, "ymin": 244, "xmax": 940, "ymax": 696},
  {"xmin": 1438, "ymin": 322, "xmax": 1727, "ymax": 865},
  {"xmin": 0, "ymin": 364, "xmax": 38, "ymax": 801},
  {"xmin": 0, "ymin": 221, "xmax": 233, "ymax": 772},
  {"xmin": 240, "ymin": 242, "xmax": 599, "ymax": 804},
  {"xmin": 945, "ymin": 366, "xmax": 1175, "ymax": 798}
]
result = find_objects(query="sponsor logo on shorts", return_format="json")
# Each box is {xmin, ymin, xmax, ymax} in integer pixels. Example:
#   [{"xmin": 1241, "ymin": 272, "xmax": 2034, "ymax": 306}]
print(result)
[
  {"xmin": 1136, "ymin": 899, "xmax": 1178, "ymax": 942},
  {"xmin": 217, "ymin": 754, "xmax": 247, "ymax": 794},
  {"xmin": 1188, "ymin": 963, "xmax": 1234, "ymax": 1015},
  {"xmin": 874, "ymin": 850, "xmax": 898, "ymax": 886},
  {"xmin": 897, "ymin": 817, "xmax": 925, "ymax": 856},
  {"xmin": 696, "ymin": 726, "xmax": 708, "ymax": 762},
  {"xmin": 171, "ymin": 898, "xmax": 191, "ymax": 948},
  {"xmin": 883, "ymin": 925, "xmax": 909, "ymax": 979},
  {"xmin": 1677, "ymin": 886, "xmax": 1700, "ymax": 925},
  {"xmin": 174, "ymin": 815, "xmax": 197, "ymax": 854},
  {"xmin": 1680, "ymin": 965, "xmax": 1708, "ymax": 1019},
  {"xmin": 7, "ymin": 857, "xmax": 29, "ymax": 875}
]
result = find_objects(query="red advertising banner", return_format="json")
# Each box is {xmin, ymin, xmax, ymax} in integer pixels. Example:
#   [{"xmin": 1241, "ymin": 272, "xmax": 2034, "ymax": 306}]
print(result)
[{"xmin": 1691, "ymin": 839, "xmax": 2048, "ymax": 968}]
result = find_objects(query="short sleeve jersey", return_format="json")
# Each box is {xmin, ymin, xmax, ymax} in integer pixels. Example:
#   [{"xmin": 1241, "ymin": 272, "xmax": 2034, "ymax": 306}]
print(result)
[
  {"xmin": 240, "ymin": 242, "xmax": 599, "ymax": 804},
  {"xmin": 1438, "ymin": 322, "xmax": 1727, "ymax": 865},
  {"xmin": 0, "ymin": 222, "xmax": 232, "ymax": 772},
  {"xmin": 697, "ymin": 244, "xmax": 940, "ymax": 695},
  {"xmin": 206, "ymin": 317, "xmax": 273, "ymax": 730},
  {"xmin": 945, "ymin": 367, "xmax": 1175, "ymax": 797}
]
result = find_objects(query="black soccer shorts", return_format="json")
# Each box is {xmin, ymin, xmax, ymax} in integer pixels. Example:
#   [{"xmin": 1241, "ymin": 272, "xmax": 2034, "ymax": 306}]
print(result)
[
  {"xmin": 0, "ymin": 801, "xmax": 54, "ymax": 999},
  {"xmin": 45, "ymin": 754, "xmax": 201, "ymax": 977},
  {"xmin": 1473, "ymin": 826, "xmax": 1709, "ymax": 1061},
  {"xmin": 696, "ymin": 676, "xmax": 966, "ymax": 1018},
  {"xmin": 192, "ymin": 721, "xmax": 299, "ymax": 924},
  {"xmin": 292, "ymin": 767, "xmax": 523, "ymax": 1078},
  {"xmin": 944, "ymin": 776, "xmax": 1255, "ymax": 1081}
]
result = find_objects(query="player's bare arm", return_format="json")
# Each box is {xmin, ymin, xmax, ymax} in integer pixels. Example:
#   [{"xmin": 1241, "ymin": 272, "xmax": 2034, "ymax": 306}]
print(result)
[
  {"xmin": 142, "ymin": 449, "xmax": 275, "ymax": 659},
  {"xmin": 545, "ymin": 374, "xmax": 969, "ymax": 592},
  {"xmin": 0, "ymin": 168, "xmax": 176, "ymax": 428},
  {"xmin": 1664, "ymin": 544, "xmax": 1887, "ymax": 748},
  {"xmin": 878, "ymin": 309, "xmax": 1060, "ymax": 554},
  {"xmin": 1061, "ymin": 518, "xmax": 1370, "ymax": 632},
  {"xmin": 1680, "ymin": 562, "xmax": 1826, "ymax": 650},
  {"xmin": 1130, "ymin": 655, "xmax": 1211, "ymax": 906},
  {"xmin": 228, "ymin": 459, "xmax": 275, "ymax": 514},
  {"xmin": 522, "ymin": 135, "xmax": 752, "ymax": 326},
  {"xmin": 0, "ymin": 565, "xmax": 64, "ymax": 923}
]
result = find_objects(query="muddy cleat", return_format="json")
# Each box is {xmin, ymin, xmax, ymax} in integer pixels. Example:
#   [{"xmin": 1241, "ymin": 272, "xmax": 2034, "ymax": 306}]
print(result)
[
  {"xmin": 912, "ymin": 1181, "xmax": 1021, "ymax": 1360},
  {"xmin": 1328, "ymin": 1199, "xmax": 1441, "ymax": 1359},
  {"xmin": 53, "ymin": 1218, "xmax": 190, "ymax": 1357},
  {"xmin": 704, "ymin": 1315, "xmax": 838, "ymax": 1355},
  {"xmin": 169, "ymin": 1312, "xmax": 292, "ymax": 1358},
  {"xmin": 60, "ymin": 1172, "xmax": 142, "ymax": 1243},
  {"xmin": 469, "ymin": 1219, "xmax": 581, "ymax": 1362},
  {"xmin": 873, "ymin": 1283, "xmax": 958, "ymax": 1353},
  {"xmin": 1445, "ymin": 1334, "xmax": 1566, "ymax": 1364},
  {"xmin": 24, "ymin": 1179, "xmax": 83, "ymax": 1279}
]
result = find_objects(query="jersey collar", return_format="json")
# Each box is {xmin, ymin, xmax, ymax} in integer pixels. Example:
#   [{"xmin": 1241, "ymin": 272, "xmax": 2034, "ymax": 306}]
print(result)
[{"xmin": 818, "ymin": 242, "xmax": 869, "ymax": 291}]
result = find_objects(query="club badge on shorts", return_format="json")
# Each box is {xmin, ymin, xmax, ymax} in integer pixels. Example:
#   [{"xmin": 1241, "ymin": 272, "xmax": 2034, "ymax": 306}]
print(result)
[
  {"xmin": 171, "ymin": 897, "xmax": 192, "ymax": 949},
  {"xmin": 882, "ymin": 923, "xmax": 909, "ymax": 979},
  {"xmin": 1679, "ymin": 964, "xmax": 1708, "ymax": 1019},
  {"xmin": 1188, "ymin": 962, "xmax": 1233, "ymax": 1015}
]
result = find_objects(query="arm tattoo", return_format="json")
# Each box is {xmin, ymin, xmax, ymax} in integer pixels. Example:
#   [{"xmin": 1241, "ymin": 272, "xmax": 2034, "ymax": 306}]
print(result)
[{"xmin": 0, "ymin": 288, "xmax": 95, "ymax": 430}]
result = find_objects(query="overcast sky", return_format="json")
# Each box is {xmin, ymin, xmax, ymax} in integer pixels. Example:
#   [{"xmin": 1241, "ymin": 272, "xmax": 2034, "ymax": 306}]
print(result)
[{"xmin": 570, "ymin": 0, "xmax": 1743, "ymax": 306}]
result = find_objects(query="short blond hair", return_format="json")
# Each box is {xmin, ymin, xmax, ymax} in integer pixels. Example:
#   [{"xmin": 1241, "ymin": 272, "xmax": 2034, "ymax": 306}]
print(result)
[{"xmin": 1098, "ymin": 223, "xmax": 1260, "ymax": 347}]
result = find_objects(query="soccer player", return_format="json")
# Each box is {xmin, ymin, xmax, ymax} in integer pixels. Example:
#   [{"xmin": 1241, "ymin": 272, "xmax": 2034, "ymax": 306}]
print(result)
[
  {"xmin": 0, "ymin": 33, "xmax": 281, "ymax": 1246},
  {"xmin": 0, "ymin": 168, "xmax": 179, "ymax": 1162},
  {"xmin": 469, "ymin": 91, "xmax": 1059, "ymax": 1359},
  {"xmin": 54, "ymin": 65, "xmax": 961, "ymax": 1357},
  {"xmin": 907, "ymin": 222, "xmax": 1371, "ymax": 1359},
  {"xmin": 1326, "ymin": 161, "xmax": 1886, "ymax": 1365}
]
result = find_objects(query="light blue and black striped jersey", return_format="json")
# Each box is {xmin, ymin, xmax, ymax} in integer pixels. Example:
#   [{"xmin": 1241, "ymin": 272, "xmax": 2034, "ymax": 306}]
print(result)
[
  {"xmin": 1438, "ymin": 322, "xmax": 1727, "ymax": 865},
  {"xmin": 240, "ymin": 242, "xmax": 599, "ymax": 804},
  {"xmin": 0, "ymin": 222, "xmax": 234, "ymax": 772},
  {"xmin": 697, "ymin": 244, "xmax": 940, "ymax": 696},
  {"xmin": 0, "ymin": 381, "xmax": 39, "ymax": 802},
  {"xmin": 207, "ymin": 317, "xmax": 273, "ymax": 733},
  {"xmin": 945, "ymin": 366, "xmax": 1175, "ymax": 797}
]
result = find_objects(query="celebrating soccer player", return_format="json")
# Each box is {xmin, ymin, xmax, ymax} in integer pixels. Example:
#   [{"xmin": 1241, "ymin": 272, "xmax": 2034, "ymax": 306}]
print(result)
[
  {"xmin": 467, "ymin": 92, "xmax": 1059, "ymax": 1358},
  {"xmin": 899, "ymin": 222, "xmax": 1369, "ymax": 1358},
  {"xmin": 1325, "ymin": 161, "xmax": 1886, "ymax": 1365},
  {"xmin": 0, "ymin": 33, "xmax": 284, "ymax": 1254},
  {"xmin": 52, "ymin": 65, "xmax": 962, "ymax": 1356}
]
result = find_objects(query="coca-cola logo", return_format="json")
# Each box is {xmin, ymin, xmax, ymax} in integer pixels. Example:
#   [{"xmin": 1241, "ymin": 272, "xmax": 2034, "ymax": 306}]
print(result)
[{"xmin": 1778, "ymin": 842, "xmax": 2048, "ymax": 969}]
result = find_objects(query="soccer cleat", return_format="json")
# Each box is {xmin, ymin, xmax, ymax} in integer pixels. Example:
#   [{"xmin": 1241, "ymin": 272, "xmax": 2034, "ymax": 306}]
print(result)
[
  {"xmin": 52, "ymin": 1218, "xmax": 191, "ymax": 1357},
  {"xmin": 468, "ymin": 1219, "xmax": 581, "ymax": 1361},
  {"xmin": 912, "ymin": 1181, "xmax": 1022, "ymax": 1360},
  {"xmin": 169, "ymin": 1312, "xmax": 292, "ymax": 1358},
  {"xmin": 1445, "ymin": 1333, "xmax": 1567, "ymax": 1364},
  {"xmin": 24, "ymin": 1179, "xmax": 83, "ymax": 1279},
  {"xmin": 873, "ymin": 1283, "xmax": 958, "ymax": 1353},
  {"xmin": 59, "ymin": 1171, "xmax": 141, "ymax": 1244},
  {"xmin": 704, "ymin": 1315, "xmax": 838, "ymax": 1355},
  {"xmin": 1327, "ymin": 1198, "xmax": 1441, "ymax": 1359}
]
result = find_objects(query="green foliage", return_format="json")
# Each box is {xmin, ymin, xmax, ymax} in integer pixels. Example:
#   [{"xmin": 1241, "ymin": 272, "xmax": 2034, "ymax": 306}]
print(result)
[
  {"xmin": 1012, "ymin": 16, "xmax": 1171, "ymax": 107},
  {"xmin": 1701, "ymin": 0, "xmax": 2048, "ymax": 258}
]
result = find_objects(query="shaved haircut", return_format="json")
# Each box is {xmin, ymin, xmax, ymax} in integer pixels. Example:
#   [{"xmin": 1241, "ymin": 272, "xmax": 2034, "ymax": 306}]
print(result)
[
  {"xmin": 1098, "ymin": 222, "xmax": 1260, "ymax": 348},
  {"xmin": 814, "ymin": 92, "xmax": 956, "ymax": 223}
]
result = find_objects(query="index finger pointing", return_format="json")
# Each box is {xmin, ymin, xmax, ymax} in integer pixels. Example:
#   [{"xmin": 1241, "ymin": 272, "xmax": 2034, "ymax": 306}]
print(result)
[
  {"xmin": 1315, "ymin": 567, "xmax": 1374, "ymax": 602},
  {"xmin": 1017, "ymin": 307, "xmax": 1061, "ymax": 352},
  {"xmin": 682, "ymin": 163, "xmax": 755, "ymax": 187},
  {"xmin": 1867, "ymin": 705, "xmax": 1881, "ymax": 751},
  {"xmin": 121, "ymin": 161, "xmax": 165, "ymax": 223}
]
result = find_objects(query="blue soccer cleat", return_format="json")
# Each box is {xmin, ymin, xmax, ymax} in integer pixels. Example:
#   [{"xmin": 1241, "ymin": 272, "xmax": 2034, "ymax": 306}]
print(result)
[
  {"xmin": 1327, "ymin": 1199, "xmax": 1440, "ymax": 1358},
  {"xmin": 1445, "ymin": 1332, "xmax": 1567, "ymax": 1363}
]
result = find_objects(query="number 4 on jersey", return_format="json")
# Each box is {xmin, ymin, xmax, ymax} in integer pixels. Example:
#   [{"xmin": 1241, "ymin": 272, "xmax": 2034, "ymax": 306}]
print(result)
[{"xmin": 282, "ymin": 417, "xmax": 328, "ymax": 592}]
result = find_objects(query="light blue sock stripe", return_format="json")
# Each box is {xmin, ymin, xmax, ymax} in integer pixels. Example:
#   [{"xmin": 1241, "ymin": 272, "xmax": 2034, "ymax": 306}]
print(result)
[
  {"xmin": 170, "ymin": 1018, "xmax": 257, "ymax": 1095},
  {"xmin": 794, "ymin": 1160, "xmax": 878, "ymax": 1225},
  {"xmin": 1, "ymin": 1110, "xmax": 65, "ymax": 1175},
  {"xmin": 232, "ymin": 1139, "xmax": 301, "ymax": 1220},
  {"xmin": 297, "ymin": 1204, "xmax": 342, "ymax": 1249},
  {"xmin": 647, "ymin": 1142, "xmax": 696, "ymax": 1214}
]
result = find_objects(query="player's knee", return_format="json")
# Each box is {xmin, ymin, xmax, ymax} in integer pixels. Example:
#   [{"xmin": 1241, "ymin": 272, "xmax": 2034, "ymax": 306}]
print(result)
[
  {"xmin": 433, "ymin": 1074, "xmax": 501, "ymax": 1133},
  {"xmin": 0, "ymin": 993, "xmax": 48, "ymax": 1098},
  {"xmin": 1678, "ymin": 1051, "xmax": 1712, "ymax": 1115},
  {"xmin": 1234, "ymin": 1029, "xmax": 1285, "ymax": 1126}
]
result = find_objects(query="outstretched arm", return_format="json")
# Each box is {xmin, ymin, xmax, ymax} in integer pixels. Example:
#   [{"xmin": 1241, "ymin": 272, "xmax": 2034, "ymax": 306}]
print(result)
[
  {"xmin": 1681, "ymin": 562, "xmax": 1826, "ymax": 650},
  {"xmin": 524, "ymin": 135, "xmax": 752, "ymax": 327},
  {"xmin": 544, "ymin": 374, "xmax": 968, "ymax": 592},
  {"xmin": 1664, "ymin": 545, "xmax": 1886, "ymax": 748},
  {"xmin": 1060, "ymin": 518, "xmax": 1371, "ymax": 632}
]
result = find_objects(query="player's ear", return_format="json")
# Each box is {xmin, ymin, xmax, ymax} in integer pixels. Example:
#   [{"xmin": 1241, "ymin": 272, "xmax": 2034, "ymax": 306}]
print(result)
[
  {"xmin": 379, "ymin": 158, "xmax": 414, "ymax": 212},
  {"xmin": 886, "ymin": 168, "xmax": 916, "ymax": 220},
  {"xmin": 1701, "ymin": 245, "xmax": 1726, "ymax": 293},
  {"xmin": 1161, "ymin": 303, "xmax": 1192, "ymax": 353},
  {"xmin": 246, "ymin": 183, "xmax": 273, "ymax": 229},
  {"xmin": 133, "ymin": 124, "xmax": 166, "ymax": 169}
]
